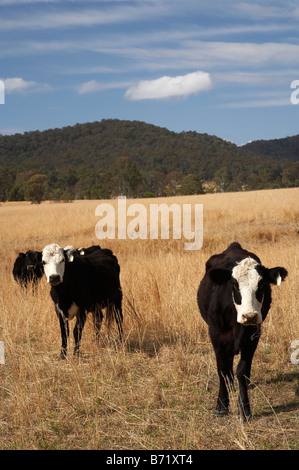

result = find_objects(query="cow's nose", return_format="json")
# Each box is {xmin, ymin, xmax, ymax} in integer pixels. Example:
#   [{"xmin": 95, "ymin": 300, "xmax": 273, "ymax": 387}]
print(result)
[
  {"xmin": 49, "ymin": 274, "xmax": 61, "ymax": 285},
  {"xmin": 241, "ymin": 313, "xmax": 258, "ymax": 325}
]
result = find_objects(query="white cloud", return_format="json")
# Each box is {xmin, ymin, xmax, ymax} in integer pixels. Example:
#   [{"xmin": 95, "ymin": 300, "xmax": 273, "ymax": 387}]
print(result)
[
  {"xmin": 60, "ymin": 38, "xmax": 299, "ymax": 74},
  {"xmin": 0, "ymin": 1, "xmax": 297, "ymax": 32},
  {"xmin": 125, "ymin": 71, "xmax": 212, "ymax": 101},
  {"xmin": 77, "ymin": 79, "xmax": 130, "ymax": 94},
  {"xmin": 3, "ymin": 77, "xmax": 36, "ymax": 93},
  {"xmin": 0, "ymin": 3, "xmax": 167, "ymax": 30},
  {"xmin": 225, "ymin": 97, "xmax": 291, "ymax": 109},
  {"xmin": 77, "ymin": 80, "xmax": 102, "ymax": 95},
  {"xmin": 236, "ymin": 2, "xmax": 294, "ymax": 19},
  {"xmin": 2, "ymin": 77, "xmax": 51, "ymax": 94},
  {"xmin": 213, "ymin": 70, "xmax": 295, "ymax": 87},
  {"xmin": 180, "ymin": 41, "xmax": 299, "ymax": 68},
  {"xmin": 0, "ymin": 0, "xmax": 57, "ymax": 4}
]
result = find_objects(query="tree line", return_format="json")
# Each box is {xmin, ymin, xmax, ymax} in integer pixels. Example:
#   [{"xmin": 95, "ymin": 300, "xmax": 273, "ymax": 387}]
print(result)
[{"xmin": 0, "ymin": 119, "xmax": 298, "ymax": 203}]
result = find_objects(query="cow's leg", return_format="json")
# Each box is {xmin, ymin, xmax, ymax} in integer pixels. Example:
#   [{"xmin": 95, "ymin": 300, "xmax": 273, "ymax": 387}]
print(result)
[
  {"xmin": 211, "ymin": 334, "xmax": 234, "ymax": 416},
  {"xmin": 73, "ymin": 309, "xmax": 87, "ymax": 357},
  {"xmin": 55, "ymin": 305, "xmax": 69, "ymax": 360},
  {"xmin": 216, "ymin": 351, "xmax": 234, "ymax": 416},
  {"xmin": 92, "ymin": 306, "xmax": 103, "ymax": 343},
  {"xmin": 237, "ymin": 336, "xmax": 259, "ymax": 421}
]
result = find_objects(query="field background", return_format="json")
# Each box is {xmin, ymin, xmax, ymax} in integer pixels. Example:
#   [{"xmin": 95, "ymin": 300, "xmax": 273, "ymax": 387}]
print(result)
[{"xmin": 0, "ymin": 187, "xmax": 298, "ymax": 450}]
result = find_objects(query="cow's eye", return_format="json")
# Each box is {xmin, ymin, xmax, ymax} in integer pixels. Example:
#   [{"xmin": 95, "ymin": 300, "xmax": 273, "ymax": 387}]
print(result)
[
  {"xmin": 42, "ymin": 260, "xmax": 46, "ymax": 265},
  {"xmin": 233, "ymin": 288, "xmax": 242, "ymax": 305},
  {"xmin": 256, "ymin": 280, "xmax": 264, "ymax": 302},
  {"xmin": 231, "ymin": 278, "xmax": 241, "ymax": 304}
]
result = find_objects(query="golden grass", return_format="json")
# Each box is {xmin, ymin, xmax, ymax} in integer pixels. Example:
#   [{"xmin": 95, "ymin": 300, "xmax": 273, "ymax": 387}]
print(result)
[{"xmin": 0, "ymin": 188, "xmax": 298, "ymax": 450}]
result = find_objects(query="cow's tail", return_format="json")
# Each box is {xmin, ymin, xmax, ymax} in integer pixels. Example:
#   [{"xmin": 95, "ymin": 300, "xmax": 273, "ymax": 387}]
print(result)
[
  {"xmin": 106, "ymin": 304, "xmax": 114, "ymax": 328},
  {"xmin": 106, "ymin": 291, "xmax": 123, "ymax": 341}
]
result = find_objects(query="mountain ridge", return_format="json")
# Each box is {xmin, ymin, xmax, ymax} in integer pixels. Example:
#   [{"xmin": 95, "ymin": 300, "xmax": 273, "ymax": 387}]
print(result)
[{"xmin": 0, "ymin": 119, "xmax": 298, "ymax": 201}]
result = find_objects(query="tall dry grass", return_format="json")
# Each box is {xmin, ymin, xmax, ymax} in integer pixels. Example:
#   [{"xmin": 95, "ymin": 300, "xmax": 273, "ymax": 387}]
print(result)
[{"xmin": 0, "ymin": 188, "xmax": 298, "ymax": 450}]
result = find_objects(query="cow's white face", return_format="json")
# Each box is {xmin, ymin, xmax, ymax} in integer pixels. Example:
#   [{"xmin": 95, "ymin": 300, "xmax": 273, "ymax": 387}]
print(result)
[
  {"xmin": 42, "ymin": 244, "xmax": 65, "ymax": 286},
  {"xmin": 209, "ymin": 253, "xmax": 287, "ymax": 326},
  {"xmin": 231, "ymin": 257, "xmax": 263, "ymax": 325}
]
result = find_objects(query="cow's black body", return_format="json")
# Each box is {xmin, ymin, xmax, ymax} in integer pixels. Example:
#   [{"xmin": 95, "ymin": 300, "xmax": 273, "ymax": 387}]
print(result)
[
  {"xmin": 50, "ymin": 248, "xmax": 122, "ymax": 359},
  {"xmin": 197, "ymin": 242, "xmax": 287, "ymax": 420},
  {"xmin": 78, "ymin": 245, "xmax": 102, "ymax": 256},
  {"xmin": 13, "ymin": 250, "xmax": 43, "ymax": 287}
]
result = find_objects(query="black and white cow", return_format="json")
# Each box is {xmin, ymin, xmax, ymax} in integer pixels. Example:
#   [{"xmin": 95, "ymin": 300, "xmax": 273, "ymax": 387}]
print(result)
[
  {"xmin": 42, "ymin": 243, "xmax": 123, "ymax": 359},
  {"xmin": 13, "ymin": 250, "xmax": 43, "ymax": 287},
  {"xmin": 64, "ymin": 244, "xmax": 102, "ymax": 257},
  {"xmin": 78, "ymin": 245, "xmax": 102, "ymax": 256},
  {"xmin": 197, "ymin": 242, "xmax": 288, "ymax": 421}
]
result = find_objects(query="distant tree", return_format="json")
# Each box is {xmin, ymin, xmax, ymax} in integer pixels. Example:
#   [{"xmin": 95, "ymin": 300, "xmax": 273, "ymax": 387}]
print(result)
[
  {"xmin": 15, "ymin": 170, "xmax": 35, "ymax": 186},
  {"xmin": 282, "ymin": 162, "xmax": 299, "ymax": 187},
  {"xmin": 247, "ymin": 172, "xmax": 259, "ymax": 190},
  {"xmin": 7, "ymin": 185, "xmax": 24, "ymax": 201},
  {"xmin": 165, "ymin": 170, "xmax": 183, "ymax": 195},
  {"xmin": 229, "ymin": 172, "xmax": 247, "ymax": 192},
  {"xmin": 153, "ymin": 172, "xmax": 166, "ymax": 197},
  {"xmin": 24, "ymin": 174, "xmax": 48, "ymax": 203},
  {"xmin": 113, "ymin": 157, "xmax": 143, "ymax": 197},
  {"xmin": 143, "ymin": 191, "xmax": 155, "ymax": 198},
  {"xmin": 179, "ymin": 173, "xmax": 204, "ymax": 195},
  {"xmin": 257, "ymin": 168, "xmax": 272, "ymax": 188},
  {"xmin": 60, "ymin": 189, "xmax": 74, "ymax": 201},
  {"xmin": 66, "ymin": 169, "xmax": 79, "ymax": 186},
  {"xmin": 7, "ymin": 170, "xmax": 35, "ymax": 201},
  {"xmin": 247, "ymin": 169, "xmax": 273, "ymax": 190},
  {"xmin": 48, "ymin": 187, "xmax": 63, "ymax": 201},
  {"xmin": 214, "ymin": 166, "xmax": 231, "ymax": 192}
]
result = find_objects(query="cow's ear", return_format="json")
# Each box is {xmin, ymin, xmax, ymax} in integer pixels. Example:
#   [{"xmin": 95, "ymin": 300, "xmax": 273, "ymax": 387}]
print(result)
[
  {"xmin": 18, "ymin": 252, "xmax": 26, "ymax": 258},
  {"xmin": 64, "ymin": 247, "xmax": 76, "ymax": 262},
  {"xmin": 266, "ymin": 267, "xmax": 288, "ymax": 285},
  {"xmin": 209, "ymin": 268, "xmax": 231, "ymax": 284}
]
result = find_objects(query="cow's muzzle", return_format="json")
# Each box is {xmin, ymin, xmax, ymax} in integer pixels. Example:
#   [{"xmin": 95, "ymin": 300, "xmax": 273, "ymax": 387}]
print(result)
[
  {"xmin": 49, "ymin": 274, "xmax": 61, "ymax": 286},
  {"xmin": 241, "ymin": 313, "xmax": 259, "ymax": 325}
]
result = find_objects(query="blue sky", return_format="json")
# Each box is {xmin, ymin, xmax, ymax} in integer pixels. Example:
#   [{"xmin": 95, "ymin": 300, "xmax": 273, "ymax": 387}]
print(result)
[{"xmin": 0, "ymin": 0, "xmax": 299, "ymax": 145}]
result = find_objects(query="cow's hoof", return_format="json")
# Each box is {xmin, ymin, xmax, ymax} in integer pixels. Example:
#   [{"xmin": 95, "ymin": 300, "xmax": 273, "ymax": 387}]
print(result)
[
  {"xmin": 214, "ymin": 408, "xmax": 229, "ymax": 418},
  {"xmin": 240, "ymin": 413, "xmax": 252, "ymax": 423}
]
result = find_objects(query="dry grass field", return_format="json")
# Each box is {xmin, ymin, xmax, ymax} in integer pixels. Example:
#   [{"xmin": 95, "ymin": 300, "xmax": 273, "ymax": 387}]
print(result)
[{"xmin": 0, "ymin": 188, "xmax": 298, "ymax": 450}]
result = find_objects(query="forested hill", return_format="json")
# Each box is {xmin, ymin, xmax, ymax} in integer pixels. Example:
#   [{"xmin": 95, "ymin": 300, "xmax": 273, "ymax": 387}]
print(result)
[
  {"xmin": 0, "ymin": 119, "xmax": 298, "ymax": 202},
  {"xmin": 243, "ymin": 135, "xmax": 299, "ymax": 162}
]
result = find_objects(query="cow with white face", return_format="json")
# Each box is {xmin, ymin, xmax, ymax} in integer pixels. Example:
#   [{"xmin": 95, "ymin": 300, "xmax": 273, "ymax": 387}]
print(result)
[
  {"xmin": 231, "ymin": 257, "xmax": 264, "ymax": 325},
  {"xmin": 42, "ymin": 243, "xmax": 123, "ymax": 359},
  {"xmin": 42, "ymin": 243, "xmax": 67, "ymax": 286},
  {"xmin": 197, "ymin": 242, "xmax": 288, "ymax": 421}
]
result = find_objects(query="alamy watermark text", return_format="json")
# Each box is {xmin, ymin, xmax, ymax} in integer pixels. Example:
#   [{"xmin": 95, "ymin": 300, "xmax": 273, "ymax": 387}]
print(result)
[
  {"xmin": 95, "ymin": 196, "xmax": 203, "ymax": 250},
  {"xmin": 0, "ymin": 80, "xmax": 5, "ymax": 104},
  {"xmin": 290, "ymin": 80, "xmax": 299, "ymax": 104}
]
